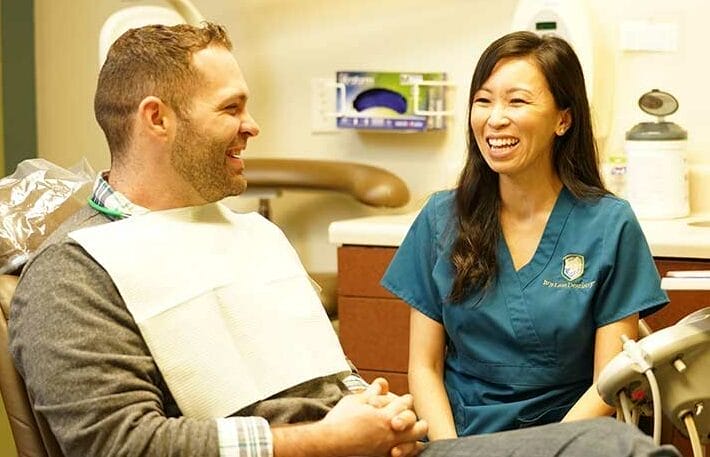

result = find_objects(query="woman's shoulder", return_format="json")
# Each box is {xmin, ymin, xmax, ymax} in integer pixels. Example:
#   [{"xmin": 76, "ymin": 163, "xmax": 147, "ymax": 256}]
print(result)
[
  {"xmin": 572, "ymin": 191, "xmax": 636, "ymax": 220},
  {"xmin": 423, "ymin": 189, "xmax": 456, "ymax": 214},
  {"xmin": 565, "ymin": 191, "xmax": 644, "ymax": 243},
  {"xmin": 416, "ymin": 189, "xmax": 457, "ymax": 243}
]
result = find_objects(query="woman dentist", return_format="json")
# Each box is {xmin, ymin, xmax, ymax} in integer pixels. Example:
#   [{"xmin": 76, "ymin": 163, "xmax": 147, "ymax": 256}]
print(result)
[{"xmin": 381, "ymin": 31, "xmax": 668, "ymax": 439}]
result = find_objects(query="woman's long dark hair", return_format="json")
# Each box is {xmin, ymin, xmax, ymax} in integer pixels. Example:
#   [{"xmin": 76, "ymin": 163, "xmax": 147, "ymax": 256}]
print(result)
[{"xmin": 449, "ymin": 31, "xmax": 608, "ymax": 303}]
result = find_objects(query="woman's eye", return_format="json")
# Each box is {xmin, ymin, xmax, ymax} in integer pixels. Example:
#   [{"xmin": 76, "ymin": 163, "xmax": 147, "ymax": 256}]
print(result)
[
  {"xmin": 473, "ymin": 97, "xmax": 490, "ymax": 104},
  {"xmin": 510, "ymin": 98, "xmax": 528, "ymax": 105}
]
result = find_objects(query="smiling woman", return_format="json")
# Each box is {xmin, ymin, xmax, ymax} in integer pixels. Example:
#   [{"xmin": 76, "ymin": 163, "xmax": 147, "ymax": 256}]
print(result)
[
  {"xmin": 470, "ymin": 57, "xmax": 570, "ymax": 185},
  {"xmin": 380, "ymin": 30, "xmax": 669, "ymax": 440}
]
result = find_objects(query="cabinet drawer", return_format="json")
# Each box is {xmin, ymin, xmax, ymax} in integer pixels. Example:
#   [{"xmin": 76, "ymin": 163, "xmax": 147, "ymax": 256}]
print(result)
[
  {"xmin": 338, "ymin": 296, "xmax": 410, "ymax": 372},
  {"xmin": 357, "ymin": 370, "xmax": 409, "ymax": 396},
  {"xmin": 338, "ymin": 246, "xmax": 397, "ymax": 298}
]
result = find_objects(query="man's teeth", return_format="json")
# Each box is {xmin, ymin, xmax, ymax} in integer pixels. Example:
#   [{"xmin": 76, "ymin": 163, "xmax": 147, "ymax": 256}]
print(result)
[
  {"xmin": 488, "ymin": 138, "xmax": 519, "ymax": 148},
  {"xmin": 228, "ymin": 151, "xmax": 240, "ymax": 158}
]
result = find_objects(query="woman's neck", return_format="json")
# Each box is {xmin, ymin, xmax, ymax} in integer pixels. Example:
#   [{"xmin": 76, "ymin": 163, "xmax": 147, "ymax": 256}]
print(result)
[{"xmin": 498, "ymin": 172, "xmax": 563, "ymax": 222}]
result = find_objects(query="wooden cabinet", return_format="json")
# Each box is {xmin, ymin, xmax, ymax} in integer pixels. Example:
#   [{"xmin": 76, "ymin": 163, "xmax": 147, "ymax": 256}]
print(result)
[
  {"xmin": 337, "ymin": 245, "xmax": 409, "ymax": 394},
  {"xmin": 336, "ymin": 245, "xmax": 710, "ymax": 455}
]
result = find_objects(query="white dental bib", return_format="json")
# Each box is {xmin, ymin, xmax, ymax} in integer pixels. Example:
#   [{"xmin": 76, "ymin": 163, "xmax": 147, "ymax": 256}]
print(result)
[{"xmin": 69, "ymin": 203, "xmax": 350, "ymax": 419}]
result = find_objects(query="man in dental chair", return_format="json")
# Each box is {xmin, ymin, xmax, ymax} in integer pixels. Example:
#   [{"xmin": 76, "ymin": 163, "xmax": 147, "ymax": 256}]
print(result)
[{"xmin": 8, "ymin": 22, "xmax": 678, "ymax": 457}]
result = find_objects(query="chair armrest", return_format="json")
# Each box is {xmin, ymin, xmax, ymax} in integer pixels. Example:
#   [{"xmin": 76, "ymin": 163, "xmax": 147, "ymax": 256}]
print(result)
[{"xmin": 243, "ymin": 159, "xmax": 410, "ymax": 208}]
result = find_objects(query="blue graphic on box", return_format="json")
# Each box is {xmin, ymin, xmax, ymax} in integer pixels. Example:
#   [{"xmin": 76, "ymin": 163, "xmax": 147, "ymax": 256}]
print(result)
[{"xmin": 336, "ymin": 71, "xmax": 447, "ymax": 132}]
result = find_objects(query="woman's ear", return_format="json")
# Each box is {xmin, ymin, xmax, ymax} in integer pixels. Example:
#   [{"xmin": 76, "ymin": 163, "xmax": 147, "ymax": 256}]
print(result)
[{"xmin": 556, "ymin": 108, "xmax": 572, "ymax": 136}]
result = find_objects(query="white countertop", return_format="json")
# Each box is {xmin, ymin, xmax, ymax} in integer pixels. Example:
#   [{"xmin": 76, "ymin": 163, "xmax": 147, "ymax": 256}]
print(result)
[
  {"xmin": 329, "ymin": 212, "xmax": 710, "ymax": 260},
  {"xmin": 661, "ymin": 274, "xmax": 710, "ymax": 290}
]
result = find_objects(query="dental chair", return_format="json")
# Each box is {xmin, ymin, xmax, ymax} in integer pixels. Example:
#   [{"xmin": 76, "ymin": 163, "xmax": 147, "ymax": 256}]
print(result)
[{"xmin": 1, "ymin": 274, "xmax": 64, "ymax": 457}]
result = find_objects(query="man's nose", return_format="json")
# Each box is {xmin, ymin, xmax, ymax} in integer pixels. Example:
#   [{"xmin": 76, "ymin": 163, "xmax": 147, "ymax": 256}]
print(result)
[{"xmin": 241, "ymin": 111, "xmax": 260, "ymax": 137}]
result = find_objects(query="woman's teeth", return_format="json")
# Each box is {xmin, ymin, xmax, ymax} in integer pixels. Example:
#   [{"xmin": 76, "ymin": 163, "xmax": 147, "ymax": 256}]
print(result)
[{"xmin": 488, "ymin": 138, "xmax": 519, "ymax": 148}]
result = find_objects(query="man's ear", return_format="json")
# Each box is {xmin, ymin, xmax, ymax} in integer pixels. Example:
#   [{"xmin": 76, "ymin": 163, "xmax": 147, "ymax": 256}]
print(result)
[{"xmin": 137, "ymin": 96, "xmax": 174, "ymax": 141}]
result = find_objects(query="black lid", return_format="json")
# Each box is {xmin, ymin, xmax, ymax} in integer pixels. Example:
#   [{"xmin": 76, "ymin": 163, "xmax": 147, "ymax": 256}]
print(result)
[
  {"xmin": 626, "ymin": 121, "xmax": 687, "ymax": 140},
  {"xmin": 626, "ymin": 89, "xmax": 687, "ymax": 141}
]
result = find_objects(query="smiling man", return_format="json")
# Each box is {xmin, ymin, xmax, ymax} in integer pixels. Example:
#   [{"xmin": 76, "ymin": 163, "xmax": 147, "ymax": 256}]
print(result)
[
  {"xmin": 9, "ymin": 22, "xmax": 426, "ymax": 457},
  {"xmin": 94, "ymin": 24, "xmax": 258, "ymax": 210}
]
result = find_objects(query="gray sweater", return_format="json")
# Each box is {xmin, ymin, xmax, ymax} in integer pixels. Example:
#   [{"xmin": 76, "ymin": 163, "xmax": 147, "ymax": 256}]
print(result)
[{"xmin": 9, "ymin": 206, "xmax": 346, "ymax": 457}]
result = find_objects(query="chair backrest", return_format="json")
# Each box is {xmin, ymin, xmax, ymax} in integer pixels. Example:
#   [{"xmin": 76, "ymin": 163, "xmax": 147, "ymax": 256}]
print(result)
[{"xmin": 0, "ymin": 274, "xmax": 64, "ymax": 457}]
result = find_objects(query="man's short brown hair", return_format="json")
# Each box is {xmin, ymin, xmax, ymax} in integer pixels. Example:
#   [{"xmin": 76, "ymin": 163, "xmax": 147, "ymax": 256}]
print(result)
[{"xmin": 94, "ymin": 22, "xmax": 232, "ymax": 160}]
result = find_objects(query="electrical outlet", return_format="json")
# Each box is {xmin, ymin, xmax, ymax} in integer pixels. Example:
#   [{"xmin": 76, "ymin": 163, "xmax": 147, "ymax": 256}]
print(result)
[{"xmin": 310, "ymin": 78, "xmax": 338, "ymax": 133}]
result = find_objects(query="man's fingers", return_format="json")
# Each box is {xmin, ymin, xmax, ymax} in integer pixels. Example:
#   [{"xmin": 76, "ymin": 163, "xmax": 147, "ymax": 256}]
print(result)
[
  {"xmin": 410, "ymin": 419, "xmax": 428, "ymax": 440},
  {"xmin": 370, "ymin": 377, "xmax": 390, "ymax": 395},
  {"xmin": 367, "ymin": 391, "xmax": 398, "ymax": 408},
  {"xmin": 391, "ymin": 409, "xmax": 417, "ymax": 431},
  {"xmin": 391, "ymin": 441, "xmax": 425, "ymax": 457},
  {"xmin": 382, "ymin": 393, "xmax": 414, "ymax": 417},
  {"xmin": 364, "ymin": 378, "xmax": 387, "ymax": 398}
]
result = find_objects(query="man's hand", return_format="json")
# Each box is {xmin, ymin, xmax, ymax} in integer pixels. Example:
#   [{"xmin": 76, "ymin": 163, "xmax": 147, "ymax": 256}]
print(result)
[
  {"xmin": 321, "ymin": 377, "xmax": 427, "ymax": 457},
  {"xmin": 365, "ymin": 378, "xmax": 425, "ymax": 456}
]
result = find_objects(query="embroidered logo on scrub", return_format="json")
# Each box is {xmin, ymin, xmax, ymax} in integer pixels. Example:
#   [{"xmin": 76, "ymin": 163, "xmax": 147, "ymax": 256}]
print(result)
[
  {"xmin": 561, "ymin": 254, "xmax": 585, "ymax": 281},
  {"xmin": 542, "ymin": 254, "xmax": 595, "ymax": 289}
]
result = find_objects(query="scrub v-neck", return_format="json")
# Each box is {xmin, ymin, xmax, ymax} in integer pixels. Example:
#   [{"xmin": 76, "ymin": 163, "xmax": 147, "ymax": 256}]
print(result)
[{"xmin": 499, "ymin": 187, "xmax": 576, "ymax": 289}]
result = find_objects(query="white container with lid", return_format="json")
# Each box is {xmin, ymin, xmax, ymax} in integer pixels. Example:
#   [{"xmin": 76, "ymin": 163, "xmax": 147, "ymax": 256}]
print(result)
[{"xmin": 625, "ymin": 89, "xmax": 689, "ymax": 220}]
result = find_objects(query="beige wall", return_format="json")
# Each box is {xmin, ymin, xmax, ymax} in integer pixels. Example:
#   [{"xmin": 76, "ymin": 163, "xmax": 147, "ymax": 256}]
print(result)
[{"xmin": 35, "ymin": 0, "xmax": 710, "ymax": 273}]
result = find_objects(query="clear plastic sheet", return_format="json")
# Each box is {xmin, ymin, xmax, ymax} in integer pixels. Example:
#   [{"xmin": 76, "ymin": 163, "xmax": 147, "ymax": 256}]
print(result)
[{"xmin": 0, "ymin": 158, "xmax": 95, "ymax": 274}]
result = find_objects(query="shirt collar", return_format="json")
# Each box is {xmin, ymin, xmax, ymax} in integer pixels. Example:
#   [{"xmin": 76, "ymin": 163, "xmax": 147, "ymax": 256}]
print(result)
[{"xmin": 89, "ymin": 171, "xmax": 149, "ymax": 220}]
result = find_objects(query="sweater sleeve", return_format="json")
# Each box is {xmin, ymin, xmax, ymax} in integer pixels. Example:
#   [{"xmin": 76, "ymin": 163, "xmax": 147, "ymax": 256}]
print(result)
[{"xmin": 9, "ymin": 241, "xmax": 272, "ymax": 457}]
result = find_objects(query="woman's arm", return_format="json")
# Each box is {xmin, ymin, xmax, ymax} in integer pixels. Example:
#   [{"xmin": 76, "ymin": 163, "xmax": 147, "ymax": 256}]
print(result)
[
  {"xmin": 408, "ymin": 308, "xmax": 458, "ymax": 440},
  {"xmin": 563, "ymin": 313, "xmax": 639, "ymax": 422}
]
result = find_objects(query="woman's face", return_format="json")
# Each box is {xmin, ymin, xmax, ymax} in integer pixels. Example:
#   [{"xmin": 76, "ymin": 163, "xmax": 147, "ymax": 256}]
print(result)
[{"xmin": 470, "ymin": 56, "xmax": 570, "ymax": 182}]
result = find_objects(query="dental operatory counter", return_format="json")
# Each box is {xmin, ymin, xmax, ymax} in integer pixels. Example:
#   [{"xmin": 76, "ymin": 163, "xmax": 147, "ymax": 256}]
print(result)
[{"xmin": 329, "ymin": 212, "xmax": 710, "ymax": 259}]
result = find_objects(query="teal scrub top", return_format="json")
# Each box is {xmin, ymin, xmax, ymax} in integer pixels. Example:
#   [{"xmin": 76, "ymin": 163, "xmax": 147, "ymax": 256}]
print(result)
[{"xmin": 381, "ymin": 188, "xmax": 668, "ymax": 436}]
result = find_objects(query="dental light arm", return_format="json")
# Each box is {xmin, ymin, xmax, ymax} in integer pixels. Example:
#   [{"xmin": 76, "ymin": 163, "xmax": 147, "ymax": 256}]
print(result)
[
  {"xmin": 165, "ymin": 0, "xmax": 204, "ymax": 24},
  {"xmin": 100, "ymin": 1, "xmax": 206, "ymax": 66}
]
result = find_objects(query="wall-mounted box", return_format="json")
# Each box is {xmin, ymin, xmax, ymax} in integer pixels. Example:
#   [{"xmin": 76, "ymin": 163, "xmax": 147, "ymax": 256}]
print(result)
[{"xmin": 335, "ymin": 71, "xmax": 452, "ymax": 132}]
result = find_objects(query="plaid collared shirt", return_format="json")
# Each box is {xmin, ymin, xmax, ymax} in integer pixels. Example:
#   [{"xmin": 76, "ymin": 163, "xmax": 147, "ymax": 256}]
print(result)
[
  {"xmin": 88, "ymin": 172, "xmax": 369, "ymax": 457},
  {"xmin": 90, "ymin": 172, "xmax": 148, "ymax": 220}
]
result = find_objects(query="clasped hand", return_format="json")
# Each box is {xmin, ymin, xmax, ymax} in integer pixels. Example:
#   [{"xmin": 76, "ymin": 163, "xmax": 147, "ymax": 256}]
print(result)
[{"xmin": 323, "ymin": 378, "xmax": 428, "ymax": 457}]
